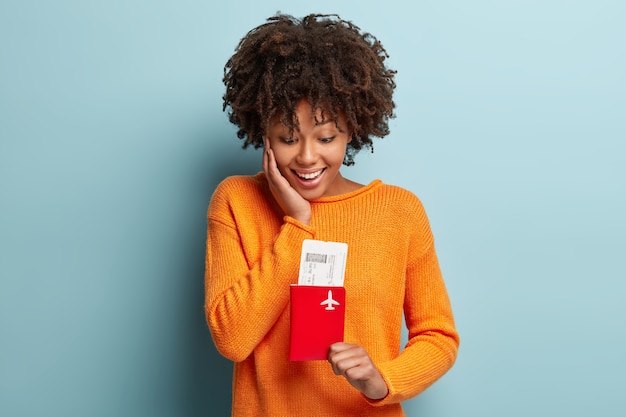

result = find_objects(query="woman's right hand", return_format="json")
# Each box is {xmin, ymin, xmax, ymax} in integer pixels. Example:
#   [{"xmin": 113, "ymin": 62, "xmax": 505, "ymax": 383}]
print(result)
[{"xmin": 263, "ymin": 138, "xmax": 311, "ymax": 225}]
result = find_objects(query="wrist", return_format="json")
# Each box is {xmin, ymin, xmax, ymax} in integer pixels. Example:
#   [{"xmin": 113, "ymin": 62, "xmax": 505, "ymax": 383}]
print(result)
[
  {"xmin": 364, "ymin": 384, "xmax": 388, "ymax": 401},
  {"xmin": 289, "ymin": 209, "xmax": 310, "ymax": 226},
  {"xmin": 294, "ymin": 215, "xmax": 310, "ymax": 226}
]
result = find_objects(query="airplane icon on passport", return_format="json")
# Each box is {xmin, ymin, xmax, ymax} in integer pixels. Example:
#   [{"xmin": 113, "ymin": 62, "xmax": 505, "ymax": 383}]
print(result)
[{"xmin": 320, "ymin": 290, "xmax": 340, "ymax": 310}]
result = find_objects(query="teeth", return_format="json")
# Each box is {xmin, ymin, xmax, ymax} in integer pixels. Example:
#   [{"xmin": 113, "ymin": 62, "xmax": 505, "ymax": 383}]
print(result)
[{"xmin": 297, "ymin": 170, "xmax": 323, "ymax": 180}]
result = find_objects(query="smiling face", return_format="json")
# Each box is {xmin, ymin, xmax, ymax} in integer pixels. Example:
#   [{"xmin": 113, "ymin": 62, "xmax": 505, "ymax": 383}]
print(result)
[{"xmin": 265, "ymin": 99, "xmax": 355, "ymax": 200}]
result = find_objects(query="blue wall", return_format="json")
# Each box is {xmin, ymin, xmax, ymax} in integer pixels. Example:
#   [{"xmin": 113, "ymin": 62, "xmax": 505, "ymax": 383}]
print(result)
[{"xmin": 1, "ymin": 1, "xmax": 625, "ymax": 416}]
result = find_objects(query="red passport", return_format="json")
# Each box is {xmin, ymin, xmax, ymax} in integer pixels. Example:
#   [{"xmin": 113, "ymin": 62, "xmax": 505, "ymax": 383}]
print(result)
[{"xmin": 289, "ymin": 285, "xmax": 346, "ymax": 361}]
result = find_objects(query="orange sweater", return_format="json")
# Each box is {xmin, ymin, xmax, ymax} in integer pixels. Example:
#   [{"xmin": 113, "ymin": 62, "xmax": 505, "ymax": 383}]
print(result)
[{"xmin": 205, "ymin": 173, "xmax": 459, "ymax": 416}]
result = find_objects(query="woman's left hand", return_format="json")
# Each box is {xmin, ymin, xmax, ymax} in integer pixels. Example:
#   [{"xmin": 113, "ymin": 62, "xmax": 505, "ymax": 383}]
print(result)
[{"xmin": 328, "ymin": 342, "xmax": 389, "ymax": 400}]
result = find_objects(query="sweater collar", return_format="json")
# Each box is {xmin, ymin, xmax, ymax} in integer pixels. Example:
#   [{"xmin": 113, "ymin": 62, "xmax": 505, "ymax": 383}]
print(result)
[
  {"xmin": 255, "ymin": 172, "xmax": 382, "ymax": 203},
  {"xmin": 309, "ymin": 179, "xmax": 382, "ymax": 203}
]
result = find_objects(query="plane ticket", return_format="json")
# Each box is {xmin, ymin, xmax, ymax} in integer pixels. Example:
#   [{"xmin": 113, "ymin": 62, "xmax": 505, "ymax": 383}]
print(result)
[{"xmin": 297, "ymin": 239, "xmax": 348, "ymax": 286}]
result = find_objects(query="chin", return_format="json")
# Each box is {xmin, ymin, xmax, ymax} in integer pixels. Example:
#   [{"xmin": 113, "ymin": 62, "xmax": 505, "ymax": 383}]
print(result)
[{"xmin": 295, "ymin": 189, "xmax": 322, "ymax": 201}]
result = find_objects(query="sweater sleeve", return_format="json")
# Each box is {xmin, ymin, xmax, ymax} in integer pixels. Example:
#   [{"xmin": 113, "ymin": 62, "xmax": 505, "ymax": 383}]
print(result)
[
  {"xmin": 205, "ymin": 181, "xmax": 314, "ymax": 362},
  {"xmin": 370, "ymin": 197, "xmax": 460, "ymax": 405}
]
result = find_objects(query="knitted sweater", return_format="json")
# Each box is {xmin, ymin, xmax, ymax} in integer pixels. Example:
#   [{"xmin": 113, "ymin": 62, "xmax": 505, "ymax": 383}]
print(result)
[{"xmin": 205, "ymin": 173, "xmax": 459, "ymax": 417}]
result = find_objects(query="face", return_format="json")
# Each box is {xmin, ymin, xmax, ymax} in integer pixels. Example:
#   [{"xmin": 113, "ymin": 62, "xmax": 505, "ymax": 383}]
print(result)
[{"xmin": 265, "ymin": 99, "xmax": 352, "ymax": 200}]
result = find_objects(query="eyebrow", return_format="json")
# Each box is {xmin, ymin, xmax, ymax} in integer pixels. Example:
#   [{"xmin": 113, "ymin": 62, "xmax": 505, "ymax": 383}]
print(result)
[
  {"xmin": 314, "ymin": 118, "xmax": 333, "ymax": 126},
  {"xmin": 269, "ymin": 118, "xmax": 336, "ymax": 129}
]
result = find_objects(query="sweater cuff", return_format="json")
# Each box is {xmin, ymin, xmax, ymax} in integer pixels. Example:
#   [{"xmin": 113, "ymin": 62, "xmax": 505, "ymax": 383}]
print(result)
[
  {"xmin": 362, "ymin": 367, "xmax": 396, "ymax": 407},
  {"xmin": 283, "ymin": 216, "xmax": 315, "ymax": 237}
]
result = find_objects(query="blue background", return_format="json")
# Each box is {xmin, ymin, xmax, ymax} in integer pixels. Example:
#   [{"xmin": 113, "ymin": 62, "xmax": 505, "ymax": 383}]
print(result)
[{"xmin": 1, "ymin": 1, "xmax": 625, "ymax": 416}]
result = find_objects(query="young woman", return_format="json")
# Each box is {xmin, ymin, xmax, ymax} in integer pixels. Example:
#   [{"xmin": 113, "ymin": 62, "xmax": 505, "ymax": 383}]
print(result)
[{"xmin": 205, "ymin": 13, "xmax": 459, "ymax": 416}]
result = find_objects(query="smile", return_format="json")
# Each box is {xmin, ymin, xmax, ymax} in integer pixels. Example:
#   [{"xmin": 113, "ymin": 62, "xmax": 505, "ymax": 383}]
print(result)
[{"xmin": 295, "ymin": 169, "xmax": 325, "ymax": 180}]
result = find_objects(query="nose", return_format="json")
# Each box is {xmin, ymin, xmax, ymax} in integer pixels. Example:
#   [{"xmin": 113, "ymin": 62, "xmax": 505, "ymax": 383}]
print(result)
[{"xmin": 295, "ymin": 139, "xmax": 317, "ymax": 166}]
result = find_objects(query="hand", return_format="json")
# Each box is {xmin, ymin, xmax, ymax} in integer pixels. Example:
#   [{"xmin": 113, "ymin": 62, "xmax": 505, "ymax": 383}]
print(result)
[
  {"xmin": 328, "ymin": 342, "xmax": 389, "ymax": 400},
  {"xmin": 263, "ymin": 138, "xmax": 311, "ymax": 225}
]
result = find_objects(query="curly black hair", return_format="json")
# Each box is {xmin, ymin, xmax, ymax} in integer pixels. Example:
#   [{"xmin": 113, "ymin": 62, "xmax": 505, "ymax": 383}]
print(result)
[{"xmin": 222, "ymin": 13, "xmax": 396, "ymax": 166}]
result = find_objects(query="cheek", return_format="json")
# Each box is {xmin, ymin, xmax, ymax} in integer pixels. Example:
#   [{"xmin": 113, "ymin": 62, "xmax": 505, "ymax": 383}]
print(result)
[
  {"xmin": 271, "ymin": 149, "xmax": 292, "ymax": 170},
  {"xmin": 327, "ymin": 144, "xmax": 348, "ymax": 165}
]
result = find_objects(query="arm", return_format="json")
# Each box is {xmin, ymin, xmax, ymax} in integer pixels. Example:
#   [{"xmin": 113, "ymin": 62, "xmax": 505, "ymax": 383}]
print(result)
[
  {"xmin": 206, "ymin": 144, "xmax": 315, "ymax": 362},
  {"xmin": 327, "ymin": 247, "xmax": 457, "ymax": 404},
  {"xmin": 374, "ymin": 244, "xmax": 460, "ymax": 405},
  {"xmin": 205, "ymin": 185, "xmax": 314, "ymax": 362}
]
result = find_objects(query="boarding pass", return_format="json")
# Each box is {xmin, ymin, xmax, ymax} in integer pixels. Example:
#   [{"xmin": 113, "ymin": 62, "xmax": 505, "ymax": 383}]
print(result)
[{"xmin": 298, "ymin": 239, "xmax": 348, "ymax": 286}]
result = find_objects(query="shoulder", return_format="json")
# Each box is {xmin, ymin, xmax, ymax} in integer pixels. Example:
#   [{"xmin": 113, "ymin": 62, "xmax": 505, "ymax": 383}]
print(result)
[
  {"xmin": 378, "ymin": 183, "xmax": 420, "ymax": 200},
  {"xmin": 375, "ymin": 183, "xmax": 427, "ymax": 216},
  {"xmin": 209, "ymin": 173, "xmax": 269, "ymax": 215},
  {"xmin": 211, "ymin": 173, "xmax": 267, "ymax": 200},
  {"xmin": 374, "ymin": 182, "xmax": 434, "ymax": 248},
  {"xmin": 214, "ymin": 172, "xmax": 266, "ymax": 194}
]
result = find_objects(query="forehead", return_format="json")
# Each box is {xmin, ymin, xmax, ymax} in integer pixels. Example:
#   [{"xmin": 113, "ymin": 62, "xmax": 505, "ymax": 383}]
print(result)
[{"xmin": 269, "ymin": 100, "xmax": 343, "ymax": 130}]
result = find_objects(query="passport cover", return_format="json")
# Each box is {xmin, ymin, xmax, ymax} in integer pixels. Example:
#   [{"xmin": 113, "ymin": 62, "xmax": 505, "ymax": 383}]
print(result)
[{"xmin": 289, "ymin": 285, "xmax": 346, "ymax": 361}]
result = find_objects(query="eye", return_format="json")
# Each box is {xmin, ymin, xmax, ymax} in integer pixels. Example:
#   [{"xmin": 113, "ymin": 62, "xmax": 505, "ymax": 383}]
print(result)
[
  {"xmin": 319, "ymin": 136, "xmax": 335, "ymax": 144},
  {"xmin": 280, "ymin": 137, "xmax": 296, "ymax": 144}
]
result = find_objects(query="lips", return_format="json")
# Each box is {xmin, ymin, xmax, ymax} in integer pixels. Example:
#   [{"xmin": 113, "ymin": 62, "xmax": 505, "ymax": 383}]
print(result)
[{"xmin": 294, "ymin": 169, "xmax": 325, "ymax": 180}]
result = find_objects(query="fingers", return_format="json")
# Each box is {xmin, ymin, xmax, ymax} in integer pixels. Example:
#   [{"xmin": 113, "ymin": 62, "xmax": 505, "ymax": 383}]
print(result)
[
  {"xmin": 262, "ymin": 137, "xmax": 269, "ymax": 174},
  {"xmin": 263, "ymin": 137, "xmax": 278, "ymax": 181},
  {"xmin": 263, "ymin": 138, "xmax": 286, "ymax": 187},
  {"xmin": 328, "ymin": 343, "xmax": 371, "ymax": 377},
  {"xmin": 328, "ymin": 342, "xmax": 389, "ymax": 400}
]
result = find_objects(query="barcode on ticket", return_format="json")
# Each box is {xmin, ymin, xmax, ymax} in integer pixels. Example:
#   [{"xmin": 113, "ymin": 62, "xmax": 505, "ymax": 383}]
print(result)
[{"xmin": 305, "ymin": 253, "xmax": 327, "ymax": 263}]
